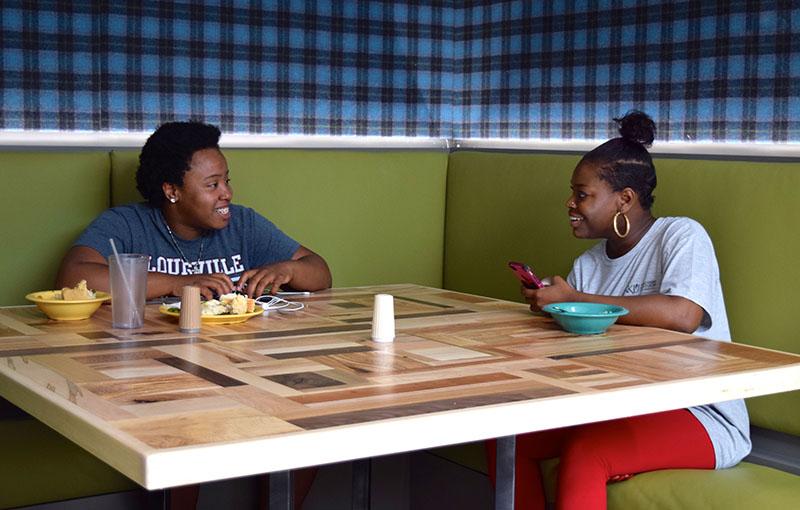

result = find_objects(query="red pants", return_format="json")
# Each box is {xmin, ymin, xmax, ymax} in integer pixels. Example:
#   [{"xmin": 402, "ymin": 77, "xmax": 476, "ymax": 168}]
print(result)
[{"xmin": 486, "ymin": 409, "xmax": 715, "ymax": 510}]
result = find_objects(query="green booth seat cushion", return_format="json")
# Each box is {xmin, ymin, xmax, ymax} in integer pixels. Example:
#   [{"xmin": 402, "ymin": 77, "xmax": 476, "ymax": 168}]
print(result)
[
  {"xmin": 0, "ymin": 417, "xmax": 137, "ymax": 509},
  {"xmin": 605, "ymin": 462, "xmax": 800, "ymax": 509}
]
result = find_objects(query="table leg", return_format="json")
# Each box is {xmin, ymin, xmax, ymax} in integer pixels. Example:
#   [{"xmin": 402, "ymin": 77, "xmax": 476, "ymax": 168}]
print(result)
[
  {"xmin": 270, "ymin": 470, "xmax": 294, "ymax": 510},
  {"xmin": 351, "ymin": 458, "xmax": 371, "ymax": 510},
  {"xmin": 147, "ymin": 488, "xmax": 170, "ymax": 510},
  {"xmin": 495, "ymin": 435, "xmax": 516, "ymax": 510}
]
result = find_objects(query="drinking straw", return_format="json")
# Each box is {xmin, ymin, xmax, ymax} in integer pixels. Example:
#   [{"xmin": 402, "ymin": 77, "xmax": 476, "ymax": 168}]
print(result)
[{"xmin": 109, "ymin": 238, "xmax": 140, "ymax": 325}]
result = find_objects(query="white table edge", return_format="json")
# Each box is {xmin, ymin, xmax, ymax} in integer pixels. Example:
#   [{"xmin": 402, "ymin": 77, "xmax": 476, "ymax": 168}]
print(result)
[
  {"xmin": 135, "ymin": 363, "xmax": 800, "ymax": 489},
  {"xmin": 2, "ymin": 301, "xmax": 799, "ymax": 490},
  {"xmin": 0, "ymin": 363, "xmax": 152, "ymax": 486}
]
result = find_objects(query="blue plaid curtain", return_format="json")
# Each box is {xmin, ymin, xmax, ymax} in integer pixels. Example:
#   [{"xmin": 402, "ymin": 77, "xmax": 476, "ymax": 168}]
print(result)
[{"xmin": 1, "ymin": 1, "xmax": 797, "ymax": 142}]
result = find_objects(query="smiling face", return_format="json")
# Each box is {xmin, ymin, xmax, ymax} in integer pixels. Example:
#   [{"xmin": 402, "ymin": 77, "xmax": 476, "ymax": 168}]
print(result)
[
  {"xmin": 163, "ymin": 148, "xmax": 233, "ymax": 239},
  {"xmin": 565, "ymin": 161, "xmax": 621, "ymax": 239}
]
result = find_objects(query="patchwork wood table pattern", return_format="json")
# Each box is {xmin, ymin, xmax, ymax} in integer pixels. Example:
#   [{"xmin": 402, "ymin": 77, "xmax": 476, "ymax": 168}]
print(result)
[{"xmin": 1, "ymin": 284, "xmax": 799, "ymax": 489}]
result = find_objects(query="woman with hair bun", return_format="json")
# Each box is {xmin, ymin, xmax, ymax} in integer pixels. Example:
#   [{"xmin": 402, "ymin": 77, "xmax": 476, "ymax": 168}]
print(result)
[{"xmin": 487, "ymin": 111, "xmax": 750, "ymax": 509}]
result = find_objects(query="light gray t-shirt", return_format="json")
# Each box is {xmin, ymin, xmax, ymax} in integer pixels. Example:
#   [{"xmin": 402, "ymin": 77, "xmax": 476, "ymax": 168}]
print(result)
[{"xmin": 567, "ymin": 217, "xmax": 750, "ymax": 468}]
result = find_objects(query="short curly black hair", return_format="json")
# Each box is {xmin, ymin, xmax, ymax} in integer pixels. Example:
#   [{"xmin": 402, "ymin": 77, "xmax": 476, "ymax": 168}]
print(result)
[
  {"xmin": 136, "ymin": 121, "xmax": 222, "ymax": 207},
  {"xmin": 581, "ymin": 110, "xmax": 657, "ymax": 210}
]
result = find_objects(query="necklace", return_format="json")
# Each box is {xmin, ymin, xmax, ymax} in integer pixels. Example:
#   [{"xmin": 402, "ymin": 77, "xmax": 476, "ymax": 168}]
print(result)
[{"xmin": 161, "ymin": 213, "xmax": 205, "ymax": 275}]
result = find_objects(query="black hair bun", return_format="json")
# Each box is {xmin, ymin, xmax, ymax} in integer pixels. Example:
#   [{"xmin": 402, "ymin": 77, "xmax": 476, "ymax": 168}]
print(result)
[{"xmin": 615, "ymin": 110, "xmax": 655, "ymax": 147}]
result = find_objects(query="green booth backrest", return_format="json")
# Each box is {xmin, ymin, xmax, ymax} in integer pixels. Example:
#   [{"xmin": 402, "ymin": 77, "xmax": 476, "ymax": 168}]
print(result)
[
  {"xmin": 656, "ymin": 156, "xmax": 800, "ymax": 436},
  {"xmin": 443, "ymin": 151, "xmax": 590, "ymax": 300},
  {"xmin": 444, "ymin": 150, "xmax": 800, "ymax": 436},
  {"xmin": 1, "ymin": 151, "xmax": 111, "ymax": 305},
  {"xmin": 111, "ymin": 149, "xmax": 449, "ymax": 288}
]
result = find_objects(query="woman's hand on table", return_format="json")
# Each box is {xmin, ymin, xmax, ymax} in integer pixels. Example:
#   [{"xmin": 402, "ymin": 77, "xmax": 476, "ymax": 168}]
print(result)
[
  {"xmin": 237, "ymin": 248, "xmax": 332, "ymax": 298},
  {"xmin": 522, "ymin": 276, "xmax": 576, "ymax": 312},
  {"xmin": 236, "ymin": 261, "xmax": 296, "ymax": 298},
  {"xmin": 236, "ymin": 246, "xmax": 333, "ymax": 297},
  {"xmin": 168, "ymin": 273, "xmax": 235, "ymax": 301}
]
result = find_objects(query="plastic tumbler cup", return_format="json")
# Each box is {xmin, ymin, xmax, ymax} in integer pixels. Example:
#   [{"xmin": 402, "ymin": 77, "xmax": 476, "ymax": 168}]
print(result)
[{"xmin": 108, "ymin": 253, "xmax": 149, "ymax": 328}]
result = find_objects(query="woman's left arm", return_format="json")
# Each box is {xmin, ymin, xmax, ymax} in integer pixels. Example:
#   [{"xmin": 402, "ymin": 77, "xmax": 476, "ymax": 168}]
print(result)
[
  {"xmin": 524, "ymin": 276, "xmax": 705, "ymax": 333},
  {"xmin": 236, "ymin": 246, "xmax": 332, "ymax": 297},
  {"xmin": 286, "ymin": 245, "xmax": 333, "ymax": 290},
  {"xmin": 571, "ymin": 291, "xmax": 704, "ymax": 333}
]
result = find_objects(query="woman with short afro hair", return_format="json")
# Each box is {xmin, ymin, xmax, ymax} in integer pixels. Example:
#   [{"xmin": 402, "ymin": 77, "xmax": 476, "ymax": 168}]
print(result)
[{"xmin": 57, "ymin": 120, "xmax": 331, "ymax": 300}]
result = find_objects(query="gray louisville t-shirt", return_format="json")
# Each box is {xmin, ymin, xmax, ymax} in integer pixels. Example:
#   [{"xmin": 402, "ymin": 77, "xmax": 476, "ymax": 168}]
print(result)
[
  {"xmin": 75, "ymin": 203, "xmax": 300, "ymax": 284},
  {"xmin": 567, "ymin": 216, "xmax": 751, "ymax": 468}
]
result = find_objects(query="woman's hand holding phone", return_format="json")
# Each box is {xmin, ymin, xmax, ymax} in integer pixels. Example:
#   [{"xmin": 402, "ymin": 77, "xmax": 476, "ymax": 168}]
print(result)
[
  {"xmin": 522, "ymin": 275, "xmax": 576, "ymax": 312},
  {"xmin": 508, "ymin": 261, "xmax": 578, "ymax": 311},
  {"xmin": 508, "ymin": 261, "xmax": 544, "ymax": 289}
]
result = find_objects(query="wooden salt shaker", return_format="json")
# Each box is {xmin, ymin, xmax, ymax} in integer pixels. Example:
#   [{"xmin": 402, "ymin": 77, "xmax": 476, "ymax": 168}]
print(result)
[{"xmin": 179, "ymin": 285, "xmax": 201, "ymax": 333}]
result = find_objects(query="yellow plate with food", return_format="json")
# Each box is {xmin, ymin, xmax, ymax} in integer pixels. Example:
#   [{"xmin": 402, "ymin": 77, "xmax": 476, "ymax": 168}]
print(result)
[
  {"xmin": 159, "ymin": 293, "xmax": 263, "ymax": 325},
  {"xmin": 26, "ymin": 281, "xmax": 110, "ymax": 321}
]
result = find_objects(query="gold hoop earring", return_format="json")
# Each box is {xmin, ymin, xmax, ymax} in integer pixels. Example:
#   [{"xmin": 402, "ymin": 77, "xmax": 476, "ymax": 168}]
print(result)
[{"xmin": 613, "ymin": 211, "xmax": 630, "ymax": 238}]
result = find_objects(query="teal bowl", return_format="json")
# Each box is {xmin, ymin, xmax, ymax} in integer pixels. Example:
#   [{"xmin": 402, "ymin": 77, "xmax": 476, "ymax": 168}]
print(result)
[{"xmin": 542, "ymin": 302, "xmax": 629, "ymax": 335}]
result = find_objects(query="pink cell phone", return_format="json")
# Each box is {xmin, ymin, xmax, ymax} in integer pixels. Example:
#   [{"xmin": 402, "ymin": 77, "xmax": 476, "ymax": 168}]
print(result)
[{"xmin": 508, "ymin": 261, "xmax": 544, "ymax": 289}]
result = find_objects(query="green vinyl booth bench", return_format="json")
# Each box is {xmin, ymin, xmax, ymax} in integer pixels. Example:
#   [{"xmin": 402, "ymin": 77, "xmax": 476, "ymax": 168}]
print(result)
[{"xmin": 1, "ymin": 147, "xmax": 799, "ymax": 509}]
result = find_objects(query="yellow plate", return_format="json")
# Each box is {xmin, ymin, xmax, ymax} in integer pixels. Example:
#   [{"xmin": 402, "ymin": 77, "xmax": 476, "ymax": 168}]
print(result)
[
  {"xmin": 26, "ymin": 290, "xmax": 111, "ymax": 321},
  {"xmin": 159, "ymin": 304, "xmax": 264, "ymax": 325}
]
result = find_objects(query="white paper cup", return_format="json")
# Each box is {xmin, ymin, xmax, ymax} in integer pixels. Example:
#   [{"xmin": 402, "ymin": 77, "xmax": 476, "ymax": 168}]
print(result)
[
  {"xmin": 108, "ymin": 253, "xmax": 148, "ymax": 328},
  {"xmin": 371, "ymin": 294, "xmax": 395, "ymax": 342}
]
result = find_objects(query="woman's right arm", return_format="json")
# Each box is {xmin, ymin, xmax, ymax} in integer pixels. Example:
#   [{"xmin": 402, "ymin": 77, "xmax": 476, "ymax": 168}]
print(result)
[
  {"xmin": 56, "ymin": 246, "xmax": 235, "ymax": 300},
  {"xmin": 56, "ymin": 246, "xmax": 113, "ymax": 293}
]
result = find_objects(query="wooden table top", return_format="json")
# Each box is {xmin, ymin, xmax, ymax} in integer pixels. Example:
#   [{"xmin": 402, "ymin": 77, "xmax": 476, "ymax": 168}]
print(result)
[{"xmin": 2, "ymin": 284, "xmax": 799, "ymax": 489}]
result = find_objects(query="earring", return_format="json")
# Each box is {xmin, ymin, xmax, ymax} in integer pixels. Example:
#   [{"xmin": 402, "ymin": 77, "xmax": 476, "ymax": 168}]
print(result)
[
  {"xmin": 613, "ymin": 211, "xmax": 630, "ymax": 238},
  {"xmin": 169, "ymin": 197, "xmax": 177, "ymax": 204}
]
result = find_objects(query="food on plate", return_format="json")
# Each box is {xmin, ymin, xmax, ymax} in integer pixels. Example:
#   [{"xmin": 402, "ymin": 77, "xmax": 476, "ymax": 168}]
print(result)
[
  {"xmin": 61, "ymin": 280, "xmax": 96, "ymax": 301},
  {"xmin": 165, "ymin": 293, "xmax": 257, "ymax": 317},
  {"xmin": 199, "ymin": 293, "xmax": 256, "ymax": 316}
]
